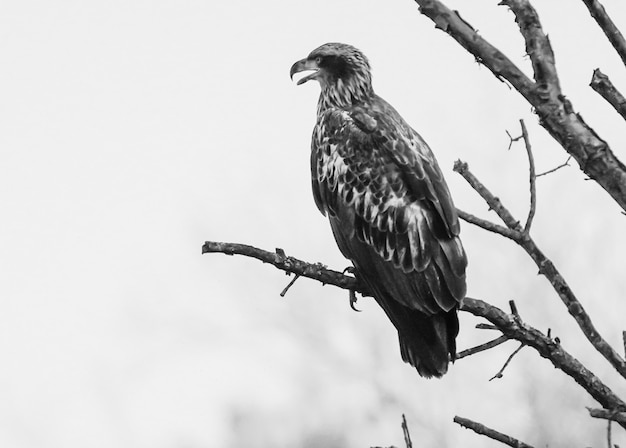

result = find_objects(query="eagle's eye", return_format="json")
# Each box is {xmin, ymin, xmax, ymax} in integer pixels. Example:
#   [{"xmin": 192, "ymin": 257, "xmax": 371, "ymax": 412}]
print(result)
[{"xmin": 315, "ymin": 56, "xmax": 323, "ymax": 65}]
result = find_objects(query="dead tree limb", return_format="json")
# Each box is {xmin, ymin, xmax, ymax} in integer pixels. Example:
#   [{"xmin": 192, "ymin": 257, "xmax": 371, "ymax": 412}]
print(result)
[
  {"xmin": 453, "ymin": 416, "xmax": 535, "ymax": 448},
  {"xmin": 411, "ymin": 0, "xmax": 626, "ymax": 212},
  {"xmin": 590, "ymin": 69, "xmax": 626, "ymax": 121},
  {"xmin": 453, "ymin": 159, "xmax": 626, "ymax": 380},
  {"xmin": 581, "ymin": 0, "xmax": 626, "ymax": 67},
  {"xmin": 202, "ymin": 241, "xmax": 626, "ymax": 423}
]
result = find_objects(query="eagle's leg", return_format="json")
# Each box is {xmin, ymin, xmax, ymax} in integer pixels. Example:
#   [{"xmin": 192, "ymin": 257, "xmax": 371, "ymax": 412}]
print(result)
[{"xmin": 342, "ymin": 266, "xmax": 362, "ymax": 312}]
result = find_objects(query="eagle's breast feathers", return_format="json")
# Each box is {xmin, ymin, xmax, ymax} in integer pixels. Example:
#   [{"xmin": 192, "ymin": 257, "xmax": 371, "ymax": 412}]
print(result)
[{"xmin": 312, "ymin": 98, "xmax": 466, "ymax": 315}]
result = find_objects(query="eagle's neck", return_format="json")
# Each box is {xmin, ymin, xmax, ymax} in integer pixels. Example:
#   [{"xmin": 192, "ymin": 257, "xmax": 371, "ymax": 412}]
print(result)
[{"xmin": 317, "ymin": 74, "xmax": 373, "ymax": 112}]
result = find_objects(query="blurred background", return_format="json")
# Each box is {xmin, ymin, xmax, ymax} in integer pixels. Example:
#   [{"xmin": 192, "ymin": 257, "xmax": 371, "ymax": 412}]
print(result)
[{"xmin": 1, "ymin": 1, "xmax": 626, "ymax": 446}]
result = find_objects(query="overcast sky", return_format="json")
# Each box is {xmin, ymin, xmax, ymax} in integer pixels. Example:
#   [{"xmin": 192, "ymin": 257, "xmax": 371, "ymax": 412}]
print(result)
[{"xmin": 1, "ymin": 1, "xmax": 626, "ymax": 447}]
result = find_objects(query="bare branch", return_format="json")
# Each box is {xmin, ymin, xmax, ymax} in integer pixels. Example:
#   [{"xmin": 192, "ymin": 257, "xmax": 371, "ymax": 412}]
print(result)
[
  {"xmin": 501, "ymin": 0, "xmax": 561, "ymax": 93},
  {"xmin": 201, "ymin": 242, "xmax": 359, "ymax": 292},
  {"xmin": 581, "ymin": 0, "xmax": 626, "ymax": 68},
  {"xmin": 453, "ymin": 160, "xmax": 522, "ymax": 232},
  {"xmin": 454, "ymin": 160, "xmax": 626, "ymax": 380},
  {"xmin": 453, "ymin": 416, "xmax": 535, "ymax": 448},
  {"xmin": 587, "ymin": 408, "xmax": 626, "ymax": 425},
  {"xmin": 401, "ymin": 414, "xmax": 413, "ymax": 448},
  {"xmin": 202, "ymin": 241, "xmax": 626, "ymax": 420},
  {"xmin": 412, "ymin": 0, "xmax": 626, "ymax": 212},
  {"xmin": 280, "ymin": 274, "xmax": 301, "ymax": 297},
  {"xmin": 465, "ymin": 296, "xmax": 626, "ymax": 420},
  {"xmin": 518, "ymin": 120, "xmax": 537, "ymax": 232},
  {"xmin": 457, "ymin": 335, "xmax": 510, "ymax": 360},
  {"xmin": 489, "ymin": 343, "xmax": 525, "ymax": 381},
  {"xmin": 590, "ymin": 69, "xmax": 626, "ymax": 121},
  {"xmin": 456, "ymin": 208, "xmax": 521, "ymax": 241},
  {"xmin": 476, "ymin": 323, "xmax": 499, "ymax": 330},
  {"xmin": 536, "ymin": 156, "xmax": 572, "ymax": 177}
]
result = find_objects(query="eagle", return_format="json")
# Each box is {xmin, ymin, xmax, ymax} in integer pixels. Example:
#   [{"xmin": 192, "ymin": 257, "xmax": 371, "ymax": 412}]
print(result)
[{"xmin": 290, "ymin": 43, "xmax": 467, "ymax": 378}]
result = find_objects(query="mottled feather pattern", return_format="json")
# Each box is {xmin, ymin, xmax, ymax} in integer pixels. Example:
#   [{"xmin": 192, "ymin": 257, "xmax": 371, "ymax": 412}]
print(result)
[{"xmin": 312, "ymin": 99, "xmax": 466, "ymax": 315}]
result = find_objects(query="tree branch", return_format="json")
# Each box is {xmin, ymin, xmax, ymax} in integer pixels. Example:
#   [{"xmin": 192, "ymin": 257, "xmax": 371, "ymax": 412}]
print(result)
[
  {"xmin": 453, "ymin": 160, "xmax": 626, "ymax": 380},
  {"xmin": 581, "ymin": 0, "xmax": 626, "ymax": 68},
  {"xmin": 489, "ymin": 343, "xmax": 525, "ymax": 381},
  {"xmin": 455, "ymin": 208, "xmax": 521, "ymax": 241},
  {"xmin": 412, "ymin": 0, "xmax": 626, "ymax": 213},
  {"xmin": 453, "ymin": 161, "xmax": 523, "ymax": 233},
  {"xmin": 590, "ymin": 68, "xmax": 626, "ymax": 121},
  {"xmin": 502, "ymin": 0, "xmax": 561, "ymax": 93},
  {"xmin": 453, "ymin": 416, "xmax": 535, "ymax": 448},
  {"xmin": 202, "ymin": 241, "xmax": 626, "ymax": 422},
  {"xmin": 518, "ymin": 120, "xmax": 537, "ymax": 233}
]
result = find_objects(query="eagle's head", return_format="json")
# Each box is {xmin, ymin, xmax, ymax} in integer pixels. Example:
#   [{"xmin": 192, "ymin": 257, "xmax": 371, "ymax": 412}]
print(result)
[{"xmin": 290, "ymin": 43, "xmax": 373, "ymax": 108}]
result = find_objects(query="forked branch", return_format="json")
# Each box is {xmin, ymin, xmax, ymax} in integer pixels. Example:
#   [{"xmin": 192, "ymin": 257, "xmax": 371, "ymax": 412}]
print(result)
[
  {"xmin": 412, "ymin": 0, "xmax": 626, "ymax": 212},
  {"xmin": 202, "ymin": 241, "xmax": 626, "ymax": 423}
]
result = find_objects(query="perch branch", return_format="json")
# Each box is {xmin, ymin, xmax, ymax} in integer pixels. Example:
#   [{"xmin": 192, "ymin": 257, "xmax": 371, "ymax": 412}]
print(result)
[
  {"xmin": 203, "ymin": 241, "xmax": 626, "ymax": 421},
  {"xmin": 412, "ymin": 0, "xmax": 626, "ymax": 212},
  {"xmin": 581, "ymin": 0, "xmax": 626, "ymax": 68},
  {"xmin": 590, "ymin": 69, "xmax": 626, "ymax": 121},
  {"xmin": 454, "ymin": 160, "xmax": 626, "ymax": 380},
  {"xmin": 453, "ymin": 416, "xmax": 535, "ymax": 448}
]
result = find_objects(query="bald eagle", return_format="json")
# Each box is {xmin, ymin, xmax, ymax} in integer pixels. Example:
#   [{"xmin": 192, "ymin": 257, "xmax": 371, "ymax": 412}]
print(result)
[{"xmin": 290, "ymin": 43, "xmax": 467, "ymax": 378}]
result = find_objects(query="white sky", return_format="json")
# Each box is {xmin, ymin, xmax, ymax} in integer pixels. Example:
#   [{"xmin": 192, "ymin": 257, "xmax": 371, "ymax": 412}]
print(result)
[{"xmin": 1, "ymin": 1, "xmax": 626, "ymax": 447}]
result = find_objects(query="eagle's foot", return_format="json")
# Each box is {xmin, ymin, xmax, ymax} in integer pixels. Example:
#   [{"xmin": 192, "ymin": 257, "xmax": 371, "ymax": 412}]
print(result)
[
  {"xmin": 349, "ymin": 289, "xmax": 361, "ymax": 312},
  {"xmin": 342, "ymin": 266, "xmax": 356, "ymax": 276}
]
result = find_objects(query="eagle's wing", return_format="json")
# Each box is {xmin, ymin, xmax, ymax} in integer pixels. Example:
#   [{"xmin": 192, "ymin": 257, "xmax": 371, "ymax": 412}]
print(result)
[{"xmin": 312, "ymin": 99, "xmax": 466, "ymax": 314}]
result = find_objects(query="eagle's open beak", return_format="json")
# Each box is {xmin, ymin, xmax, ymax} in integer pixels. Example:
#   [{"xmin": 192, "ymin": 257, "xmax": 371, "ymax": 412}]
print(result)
[{"xmin": 290, "ymin": 58, "xmax": 320, "ymax": 85}]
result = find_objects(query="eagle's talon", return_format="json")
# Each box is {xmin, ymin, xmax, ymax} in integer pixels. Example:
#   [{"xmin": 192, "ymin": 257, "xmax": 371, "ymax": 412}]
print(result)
[
  {"xmin": 342, "ymin": 266, "xmax": 356, "ymax": 275},
  {"xmin": 349, "ymin": 290, "xmax": 361, "ymax": 312}
]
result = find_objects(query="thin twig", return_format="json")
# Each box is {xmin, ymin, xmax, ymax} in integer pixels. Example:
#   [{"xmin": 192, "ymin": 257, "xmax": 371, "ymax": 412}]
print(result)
[
  {"xmin": 454, "ymin": 161, "xmax": 626, "ymax": 380},
  {"xmin": 536, "ymin": 156, "xmax": 572, "ymax": 177},
  {"xmin": 202, "ymin": 241, "xmax": 626, "ymax": 419},
  {"xmin": 280, "ymin": 274, "xmax": 301, "ymax": 297},
  {"xmin": 401, "ymin": 414, "xmax": 413, "ymax": 448},
  {"xmin": 457, "ymin": 335, "xmax": 509, "ymax": 360},
  {"xmin": 590, "ymin": 69, "xmax": 626, "ymax": 121},
  {"xmin": 607, "ymin": 420, "xmax": 612, "ymax": 448},
  {"xmin": 453, "ymin": 416, "xmax": 535, "ymax": 448},
  {"xmin": 456, "ymin": 208, "xmax": 521, "ymax": 241},
  {"xmin": 518, "ymin": 120, "xmax": 536, "ymax": 232},
  {"xmin": 581, "ymin": 0, "xmax": 626, "ymax": 68},
  {"xmin": 489, "ymin": 343, "xmax": 525, "ymax": 381}
]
